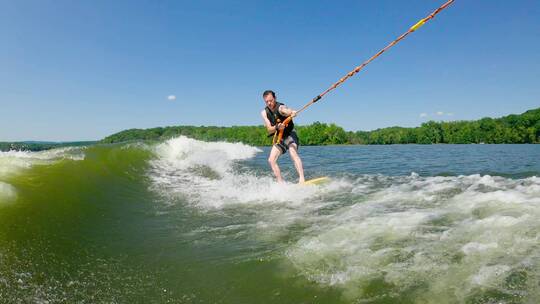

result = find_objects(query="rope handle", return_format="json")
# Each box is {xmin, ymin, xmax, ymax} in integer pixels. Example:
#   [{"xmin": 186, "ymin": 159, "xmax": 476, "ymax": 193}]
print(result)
[{"xmin": 274, "ymin": 116, "xmax": 293, "ymax": 144}]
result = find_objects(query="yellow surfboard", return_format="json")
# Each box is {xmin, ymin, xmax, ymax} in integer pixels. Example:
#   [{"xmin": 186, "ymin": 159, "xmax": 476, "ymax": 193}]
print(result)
[{"xmin": 303, "ymin": 176, "xmax": 330, "ymax": 185}]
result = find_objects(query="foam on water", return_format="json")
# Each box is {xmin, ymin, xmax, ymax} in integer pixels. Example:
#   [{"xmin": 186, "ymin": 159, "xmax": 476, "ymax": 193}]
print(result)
[
  {"xmin": 148, "ymin": 136, "xmax": 329, "ymax": 209},
  {"xmin": 0, "ymin": 147, "xmax": 85, "ymax": 178},
  {"xmin": 147, "ymin": 138, "xmax": 540, "ymax": 301},
  {"xmin": 0, "ymin": 181, "xmax": 17, "ymax": 203},
  {"xmin": 286, "ymin": 174, "xmax": 540, "ymax": 302},
  {"xmin": 0, "ymin": 147, "xmax": 85, "ymax": 205},
  {"xmin": 146, "ymin": 136, "xmax": 353, "ymax": 246}
]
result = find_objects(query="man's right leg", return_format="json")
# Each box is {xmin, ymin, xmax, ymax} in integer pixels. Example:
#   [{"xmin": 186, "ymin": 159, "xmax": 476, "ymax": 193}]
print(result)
[{"xmin": 268, "ymin": 145, "xmax": 284, "ymax": 183}]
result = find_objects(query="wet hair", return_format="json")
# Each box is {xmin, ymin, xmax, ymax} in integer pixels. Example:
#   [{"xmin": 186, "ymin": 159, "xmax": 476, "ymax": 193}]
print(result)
[{"xmin": 262, "ymin": 90, "xmax": 276, "ymax": 99}]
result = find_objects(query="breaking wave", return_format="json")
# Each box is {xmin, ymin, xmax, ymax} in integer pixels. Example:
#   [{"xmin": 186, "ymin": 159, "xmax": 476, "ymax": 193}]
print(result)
[{"xmin": 148, "ymin": 136, "xmax": 332, "ymax": 208}]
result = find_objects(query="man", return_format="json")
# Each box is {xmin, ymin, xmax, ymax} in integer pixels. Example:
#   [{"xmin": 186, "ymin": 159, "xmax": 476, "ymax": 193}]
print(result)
[{"xmin": 260, "ymin": 90, "xmax": 305, "ymax": 183}]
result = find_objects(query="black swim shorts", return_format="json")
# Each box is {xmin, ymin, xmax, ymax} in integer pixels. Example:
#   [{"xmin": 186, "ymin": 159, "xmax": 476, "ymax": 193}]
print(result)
[{"xmin": 275, "ymin": 130, "xmax": 299, "ymax": 154}]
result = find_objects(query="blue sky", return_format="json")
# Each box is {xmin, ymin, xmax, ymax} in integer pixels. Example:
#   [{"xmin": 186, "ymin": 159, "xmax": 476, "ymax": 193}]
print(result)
[{"xmin": 1, "ymin": 0, "xmax": 539, "ymax": 141}]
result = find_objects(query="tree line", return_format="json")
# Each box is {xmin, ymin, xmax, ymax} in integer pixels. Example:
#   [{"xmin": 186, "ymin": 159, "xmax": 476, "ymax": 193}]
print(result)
[
  {"xmin": 2, "ymin": 108, "xmax": 538, "ymax": 151},
  {"xmin": 101, "ymin": 108, "xmax": 540, "ymax": 145}
]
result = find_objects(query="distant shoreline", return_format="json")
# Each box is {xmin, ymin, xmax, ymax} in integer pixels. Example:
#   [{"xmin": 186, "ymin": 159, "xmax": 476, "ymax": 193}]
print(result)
[
  {"xmin": 1, "ymin": 140, "xmax": 538, "ymax": 153},
  {"xmin": 0, "ymin": 141, "xmax": 97, "ymax": 152},
  {"xmin": 101, "ymin": 108, "xmax": 539, "ymax": 146},
  {"xmin": 2, "ymin": 107, "xmax": 539, "ymax": 151}
]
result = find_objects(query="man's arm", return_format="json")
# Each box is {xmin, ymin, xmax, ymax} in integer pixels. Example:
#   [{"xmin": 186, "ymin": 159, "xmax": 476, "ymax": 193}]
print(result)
[{"xmin": 278, "ymin": 105, "xmax": 297, "ymax": 118}]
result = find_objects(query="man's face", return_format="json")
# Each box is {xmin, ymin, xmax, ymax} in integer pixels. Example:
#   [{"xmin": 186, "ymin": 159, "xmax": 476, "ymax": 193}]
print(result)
[{"xmin": 264, "ymin": 94, "xmax": 276, "ymax": 108}]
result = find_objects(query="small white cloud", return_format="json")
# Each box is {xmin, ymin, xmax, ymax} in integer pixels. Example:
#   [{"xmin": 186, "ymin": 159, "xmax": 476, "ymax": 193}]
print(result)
[
  {"xmin": 167, "ymin": 95, "xmax": 177, "ymax": 101},
  {"xmin": 420, "ymin": 113, "xmax": 428, "ymax": 118},
  {"xmin": 436, "ymin": 111, "xmax": 444, "ymax": 116},
  {"xmin": 446, "ymin": 112, "xmax": 454, "ymax": 116}
]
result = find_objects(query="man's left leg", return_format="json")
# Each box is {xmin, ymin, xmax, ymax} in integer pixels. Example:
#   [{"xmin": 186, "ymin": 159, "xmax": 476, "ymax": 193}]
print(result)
[{"xmin": 288, "ymin": 144, "xmax": 305, "ymax": 183}]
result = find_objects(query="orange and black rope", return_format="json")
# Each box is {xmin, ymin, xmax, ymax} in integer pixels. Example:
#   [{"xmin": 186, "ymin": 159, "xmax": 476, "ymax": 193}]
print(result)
[{"xmin": 275, "ymin": 0, "xmax": 455, "ymax": 145}]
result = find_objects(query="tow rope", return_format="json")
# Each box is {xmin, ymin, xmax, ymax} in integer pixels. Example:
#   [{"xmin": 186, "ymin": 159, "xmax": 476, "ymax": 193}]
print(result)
[{"xmin": 274, "ymin": 0, "xmax": 455, "ymax": 145}]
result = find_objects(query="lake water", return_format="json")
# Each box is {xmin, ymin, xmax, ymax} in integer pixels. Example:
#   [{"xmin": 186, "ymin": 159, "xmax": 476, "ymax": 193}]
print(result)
[{"xmin": 0, "ymin": 138, "xmax": 539, "ymax": 303}]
